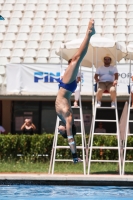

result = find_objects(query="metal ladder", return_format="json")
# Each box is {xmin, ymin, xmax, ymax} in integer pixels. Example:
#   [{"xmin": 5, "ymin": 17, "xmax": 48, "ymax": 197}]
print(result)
[
  {"xmin": 122, "ymin": 94, "xmax": 133, "ymax": 175},
  {"xmin": 49, "ymin": 94, "xmax": 86, "ymax": 175},
  {"xmin": 88, "ymin": 92, "xmax": 121, "ymax": 175}
]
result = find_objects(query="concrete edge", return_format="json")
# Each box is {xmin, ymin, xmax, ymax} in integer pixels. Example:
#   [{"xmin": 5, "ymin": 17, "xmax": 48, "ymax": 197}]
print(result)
[{"xmin": 0, "ymin": 174, "xmax": 133, "ymax": 186}]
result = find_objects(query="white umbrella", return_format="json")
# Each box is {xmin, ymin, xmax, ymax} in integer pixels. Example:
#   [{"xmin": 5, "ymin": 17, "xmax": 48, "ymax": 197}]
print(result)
[
  {"xmin": 126, "ymin": 44, "xmax": 133, "ymax": 60},
  {"xmin": 125, "ymin": 44, "xmax": 133, "ymax": 92},
  {"xmin": 56, "ymin": 35, "xmax": 127, "ymax": 68}
]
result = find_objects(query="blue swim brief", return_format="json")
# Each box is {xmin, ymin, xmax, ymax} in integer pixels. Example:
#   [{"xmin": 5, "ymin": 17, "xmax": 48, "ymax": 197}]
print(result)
[{"xmin": 59, "ymin": 79, "xmax": 77, "ymax": 93}]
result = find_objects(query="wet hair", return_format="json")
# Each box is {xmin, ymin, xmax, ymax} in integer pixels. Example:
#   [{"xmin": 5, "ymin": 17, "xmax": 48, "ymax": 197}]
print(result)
[
  {"xmin": 59, "ymin": 123, "xmax": 67, "ymax": 138},
  {"xmin": 59, "ymin": 124, "xmax": 77, "ymax": 139}
]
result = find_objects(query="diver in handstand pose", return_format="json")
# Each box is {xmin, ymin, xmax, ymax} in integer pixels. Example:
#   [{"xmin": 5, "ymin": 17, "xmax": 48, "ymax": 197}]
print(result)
[{"xmin": 55, "ymin": 19, "xmax": 95, "ymax": 163}]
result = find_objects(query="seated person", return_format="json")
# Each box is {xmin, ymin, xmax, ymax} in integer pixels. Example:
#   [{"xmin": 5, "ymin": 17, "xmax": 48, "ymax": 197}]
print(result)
[
  {"xmin": 95, "ymin": 122, "xmax": 106, "ymax": 133},
  {"xmin": 94, "ymin": 54, "xmax": 118, "ymax": 108},
  {"xmin": 0, "ymin": 125, "xmax": 5, "ymax": 134},
  {"xmin": 21, "ymin": 119, "xmax": 36, "ymax": 135}
]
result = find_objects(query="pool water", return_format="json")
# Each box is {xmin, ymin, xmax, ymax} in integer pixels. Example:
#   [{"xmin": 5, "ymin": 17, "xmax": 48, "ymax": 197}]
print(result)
[{"xmin": 0, "ymin": 185, "xmax": 133, "ymax": 200}]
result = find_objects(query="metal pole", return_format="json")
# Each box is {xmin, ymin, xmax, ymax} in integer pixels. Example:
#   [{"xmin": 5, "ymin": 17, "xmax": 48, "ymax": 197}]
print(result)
[{"xmin": 122, "ymin": 52, "xmax": 132, "ymax": 175}]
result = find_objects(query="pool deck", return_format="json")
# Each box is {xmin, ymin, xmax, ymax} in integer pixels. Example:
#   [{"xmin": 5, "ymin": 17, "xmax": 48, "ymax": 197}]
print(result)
[{"xmin": 1, "ymin": 173, "xmax": 133, "ymax": 186}]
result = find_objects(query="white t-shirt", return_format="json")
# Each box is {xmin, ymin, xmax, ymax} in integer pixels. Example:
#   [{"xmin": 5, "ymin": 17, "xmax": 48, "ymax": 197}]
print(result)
[
  {"xmin": 0, "ymin": 126, "xmax": 5, "ymax": 134},
  {"xmin": 96, "ymin": 66, "xmax": 118, "ymax": 82},
  {"xmin": 95, "ymin": 128, "xmax": 106, "ymax": 133}
]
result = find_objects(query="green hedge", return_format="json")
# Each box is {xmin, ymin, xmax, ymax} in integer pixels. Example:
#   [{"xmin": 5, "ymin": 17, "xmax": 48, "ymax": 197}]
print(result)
[{"xmin": 0, "ymin": 134, "xmax": 133, "ymax": 161}]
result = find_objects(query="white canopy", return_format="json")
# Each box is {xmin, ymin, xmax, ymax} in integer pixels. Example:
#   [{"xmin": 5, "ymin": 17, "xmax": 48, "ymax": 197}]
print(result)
[
  {"xmin": 56, "ymin": 35, "xmax": 127, "ymax": 68},
  {"xmin": 126, "ymin": 44, "xmax": 133, "ymax": 60}
]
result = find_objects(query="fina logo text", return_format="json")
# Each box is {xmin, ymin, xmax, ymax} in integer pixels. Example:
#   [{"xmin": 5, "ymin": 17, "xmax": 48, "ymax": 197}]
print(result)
[{"xmin": 34, "ymin": 72, "xmax": 60, "ymax": 83}]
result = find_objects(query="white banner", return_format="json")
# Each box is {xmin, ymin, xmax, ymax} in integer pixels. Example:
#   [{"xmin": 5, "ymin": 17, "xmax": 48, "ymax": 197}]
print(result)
[
  {"xmin": 6, "ymin": 63, "xmax": 132, "ymax": 95},
  {"xmin": 6, "ymin": 64, "xmax": 22, "ymax": 93},
  {"xmin": 117, "ymin": 64, "xmax": 131, "ymax": 94}
]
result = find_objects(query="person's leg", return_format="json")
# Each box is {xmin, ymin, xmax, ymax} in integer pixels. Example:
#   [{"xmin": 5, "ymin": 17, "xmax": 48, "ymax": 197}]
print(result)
[
  {"xmin": 108, "ymin": 83, "xmax": 116, "ymax": 102},
  {"xmin": 97, "ymin": 82, "xmax": 106, "ymax": 101},
  {"xmin": 74, "ymin": 85, "xmax": 80, "ymax": 106},
  {"xmin": 62, "ymin": 19, "xmax": 95, "ymax": 84},
  {"xmin": 56, "ymin": 91, "xmax": 80, "ymax": 162},
  {"xmin": 107, "ymin": 82, "xmax": 116, "ymax": 107},
  {"xmin": 65, "ymin": 114, "xmax": 78, "ymax": 162}
]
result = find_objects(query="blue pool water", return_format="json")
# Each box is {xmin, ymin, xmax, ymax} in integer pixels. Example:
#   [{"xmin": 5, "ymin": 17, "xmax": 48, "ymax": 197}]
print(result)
[{"xmin": 0, "ymin": 185, "xmax": 133, "ymax": 200}]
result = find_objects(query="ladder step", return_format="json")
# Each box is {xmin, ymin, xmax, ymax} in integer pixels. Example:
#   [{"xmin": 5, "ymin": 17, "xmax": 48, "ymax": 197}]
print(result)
[
  {"xmin": 93, "ymin": 133, "xmax": 117, "ymax": 135},
  {"xmin": 71, "ymin": 106, "xmax": 80, "ymax": 108},
  {"xmin": 55, "ymin": 159, "xmax": 83, "ymax": 162},
  {"xmin": 91, "ymin": 146, "xmax": 119, "ymax": 149},
  {"xmin": 95, "ymin": 120, "xmax": 117, "ymax": 122},
  {"xmin": 123, "ymin": 147, "xmax": 133, "ymax": 149},
  {"xmin": 55, "ymin": 146, "xmax": 86, "ymax": 149},
  {"xmin": 129, "ymin": 120, "xmax": 133, "ymax": 122},
  {"xmin": 125, "ymin": 160, "xmax": 133, "ymax": 163},
  {"xmin": 59, "ymin": 118, "xmax": 82, "ymax": 122},
  {"xmin": 127, "ymin": 134, "xmax": 133, "ymax": 136},
  {"xmin": 58, "ymin": 132, "xmax": 83, "ymax": 135},
  {"xmin": 90, "ymin": 160, "xmax": 119, "ymax": 162},
  {"xmin": 96, "ymin": 107, "xmax": 115, "ymax": 109}
]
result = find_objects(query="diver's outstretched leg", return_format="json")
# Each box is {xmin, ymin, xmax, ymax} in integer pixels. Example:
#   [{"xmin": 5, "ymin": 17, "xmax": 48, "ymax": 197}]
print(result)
[
  {"xmin": 62, "ymin": 19, "xmax": 95, "ymax": 84},
  {"xmin": 68, "ymin": 135, "xmax": 79, "ymax": 163}
]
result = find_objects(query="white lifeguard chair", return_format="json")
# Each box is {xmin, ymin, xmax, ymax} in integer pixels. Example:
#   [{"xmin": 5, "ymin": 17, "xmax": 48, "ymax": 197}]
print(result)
[
  {"xmin": 86, "ymin": 36, "xmax": 127, "ymax": 175},
  {"xmin": 88, "ymin": 86, "xmax": 122, "ymax": 175}
]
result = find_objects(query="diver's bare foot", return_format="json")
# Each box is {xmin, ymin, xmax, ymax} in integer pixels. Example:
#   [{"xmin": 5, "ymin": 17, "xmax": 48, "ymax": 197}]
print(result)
[
  {"xmin": 88, "ymin": 19, "xmax": 94, "ymax": 30},
  {"xmin": 88, "ymin": 19, "xmax": 95, "ymax": 37}
]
